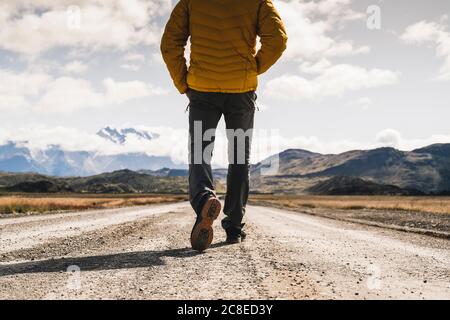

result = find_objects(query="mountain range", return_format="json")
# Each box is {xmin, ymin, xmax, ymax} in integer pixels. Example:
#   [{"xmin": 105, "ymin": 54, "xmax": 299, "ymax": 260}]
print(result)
[
  {"xmin": 96, "ymin": 126, "xmax": 159, "ymax": 144},
  {"xmin": 1, "ymin": 128, "xmax": 450, "ymax": 194},
  {"xmin": 0, "ymin": 127, "xmax": 184, "ymax": 177},
  {"xmin": 0, "ymin": 169, "xmax": 228, "ymax": 194},
  {"xmin": 0, "ymin": 170, "xmax": 189, "ymax": 194},
  {"xmin": 250, "ymin": 144, "xmax": 450, "ymax": 194}
]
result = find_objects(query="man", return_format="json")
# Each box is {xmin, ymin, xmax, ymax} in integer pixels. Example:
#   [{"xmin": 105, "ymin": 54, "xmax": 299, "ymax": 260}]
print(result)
[{"xmin": 161, "ymin": 0, "xmax": 287, "ymax": 251}]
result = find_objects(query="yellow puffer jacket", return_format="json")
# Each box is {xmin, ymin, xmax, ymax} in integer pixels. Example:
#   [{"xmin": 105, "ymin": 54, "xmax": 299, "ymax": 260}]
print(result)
[{"xmin": 161, "ymin": 0, "xmax": 287, "ymax": 94}]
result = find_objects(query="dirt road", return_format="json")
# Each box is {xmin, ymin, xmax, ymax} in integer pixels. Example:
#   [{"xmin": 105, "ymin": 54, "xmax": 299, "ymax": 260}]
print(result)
[{"xmin": 0, "ymin": 202, "xmax": 449, "ymax": 299}]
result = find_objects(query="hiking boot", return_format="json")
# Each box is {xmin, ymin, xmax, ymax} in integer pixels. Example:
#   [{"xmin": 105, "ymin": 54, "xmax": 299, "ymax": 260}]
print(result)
[
  {"xmin": 225, "ymin": 224, "xmax": 247, "ymax": 244},
  {"xmin": 190, "ymin": 196, "xmax": 221, "ymax": 252}
]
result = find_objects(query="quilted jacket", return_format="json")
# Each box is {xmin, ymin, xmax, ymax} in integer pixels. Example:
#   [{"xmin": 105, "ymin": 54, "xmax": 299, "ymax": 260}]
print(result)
[{"xmin": 161, "ymin": 0, "xmax": 287, "ymax": 94}]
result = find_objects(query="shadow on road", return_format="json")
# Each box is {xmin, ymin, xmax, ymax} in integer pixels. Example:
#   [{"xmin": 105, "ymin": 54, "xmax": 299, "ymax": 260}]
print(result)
[{"xmin": 0, "ymin": 241, "xmax": 229, "ymax": 277}]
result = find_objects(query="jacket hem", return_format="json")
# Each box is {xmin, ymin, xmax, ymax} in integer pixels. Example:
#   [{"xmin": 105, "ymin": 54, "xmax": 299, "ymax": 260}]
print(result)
[{"xmin": 187, "ymin": 85, "xmax": 258, "ymax": 93}]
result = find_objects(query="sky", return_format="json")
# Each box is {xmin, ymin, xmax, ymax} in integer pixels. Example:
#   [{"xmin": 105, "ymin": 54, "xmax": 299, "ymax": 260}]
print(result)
[{"xmin": 0, "ymin": 0, "xmax": 449, "ymax": 166}]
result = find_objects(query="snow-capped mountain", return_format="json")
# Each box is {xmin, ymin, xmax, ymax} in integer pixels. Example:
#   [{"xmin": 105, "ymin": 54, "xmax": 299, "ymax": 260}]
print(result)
[
  {"xmin": 96, "ymin": 126, "xmax": 159, "ymax": 144},
  {"xmin": 0, "ymin": 127, "xmax": 184, "ymax": 176}
]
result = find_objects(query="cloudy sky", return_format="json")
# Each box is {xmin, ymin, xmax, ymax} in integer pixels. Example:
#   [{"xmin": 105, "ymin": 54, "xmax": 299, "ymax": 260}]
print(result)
[{"xmin": 0, "ymin": 0, "xmax": 449, "ymax": 165}]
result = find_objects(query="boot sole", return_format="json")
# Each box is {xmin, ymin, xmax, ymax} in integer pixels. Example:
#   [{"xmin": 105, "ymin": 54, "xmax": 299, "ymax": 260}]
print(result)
[{"xmin": 190, "ymin": 197, "xmax": 221, "ymax": 252}]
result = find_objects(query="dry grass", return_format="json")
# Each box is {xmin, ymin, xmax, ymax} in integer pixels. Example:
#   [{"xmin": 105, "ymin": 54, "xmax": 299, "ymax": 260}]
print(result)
[
  {"xmin": 249, "ymin": 194, "xmax": 450, "ymax": 215},
  {"xmin": 0, "ymin": 194, "xmax": 188, "ymax": 215}
]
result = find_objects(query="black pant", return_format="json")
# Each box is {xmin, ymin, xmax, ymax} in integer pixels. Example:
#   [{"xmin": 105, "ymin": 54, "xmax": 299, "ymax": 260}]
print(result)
[{"xmin": 187, "ymin": 89, "xmax": 256, "ymax": 231}]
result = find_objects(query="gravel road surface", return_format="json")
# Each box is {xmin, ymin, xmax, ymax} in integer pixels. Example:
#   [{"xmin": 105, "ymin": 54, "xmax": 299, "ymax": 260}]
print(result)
[{"xmin": 0, "ymin": 202, "xmax": 449, "ymax": 299}]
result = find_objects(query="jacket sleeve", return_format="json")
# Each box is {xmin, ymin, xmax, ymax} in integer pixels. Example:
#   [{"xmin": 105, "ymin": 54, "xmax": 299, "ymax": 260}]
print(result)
[
  {"xmin": 160, "ymin": 0, "xmax": 190, "ymax": 94},
  {"xmin": 255, "ymin": 0, "xmax": 288, "ymax": 75}
]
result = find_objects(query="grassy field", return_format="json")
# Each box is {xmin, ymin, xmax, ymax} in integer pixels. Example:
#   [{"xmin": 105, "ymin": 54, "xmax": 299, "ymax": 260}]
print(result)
[
  {"xmin": 249, "ymin": 194, "xmax": 450, "ymax": 215},
  {"xmin": 3, "ymin": 193, "xmax": 450, "ymax": 217},
  {"xmin": 0, "ymin": 193, "xmax": 188, "ymax": 215}
]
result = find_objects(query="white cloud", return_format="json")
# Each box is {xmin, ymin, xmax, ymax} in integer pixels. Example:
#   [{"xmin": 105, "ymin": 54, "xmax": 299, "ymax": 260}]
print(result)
[
  {"xmin": 376, "ymin": 129, "xmax": 402, "ymax": 148},
  {"xmin": 276, "ymin": 0, "xmax": 369, "ymax": 61},
  {"xmin": 264, "ymin": 1, "xmax": 397, "ymax": 102},
  {"xmin": 401, "ymin": 21, "xmax": 441, "ymax": 43},
  {"xmin": 401, "ymin": 18, "xmax": 450, "ymax": 80},
  {"xmin": 0, "ymin": 125, "xmax": 110, "ymax": 153},
  {"xmin": 299, "ymin": 59, "xmax": 333, "ymax": 74},
  {"xmin": 0, "ymin": 0, "xmax": 172, "ymax": 55},
  {"xmin": 0, "ymin": 69, "xmax": 51, "ymax": 109},
  {"xmin": 0, "ymin": 68, "xmax": 167, "ymax": 113},
  {"xmin": 63, "ymin": 60, "xmax": 88, "ymax": 74},
  {"xmin": 120, "ymin": 52, "xmax": 146, "ymax": 71},
  {"xmin": 103, "ymin": 78, "xmax": 167, "ymax": 104},
  {"xmin": 120, "ymin": 64, "xmax": 141, "ymax": 71},
  {"xmin": 300, "ymin": 0, "xmax": 365, "ymax": 24},
  {"xmin": 374, "ymin": 129, "xmax": 450, "ymax": 151},
  {"xmin": 35, "ymin": 77, "xmax": 105, "ymax": 113},
  {"xmin": 261, "ymin": 129, "xmax": 450, "ymax": 159},
  {"xmin": 36, "ymin": 77, "xmax": 167, "ymax": 113},
  {"xmin": 122, "ymin": 53, "xmax": 146, "ymax": 63},
  {"xmin": 266, "ymin": 64, "xmax": 399, "ymax": 101},
  {"xmin": 149, "ymin": 52, "xmax": 164, "ymax": 65}
]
